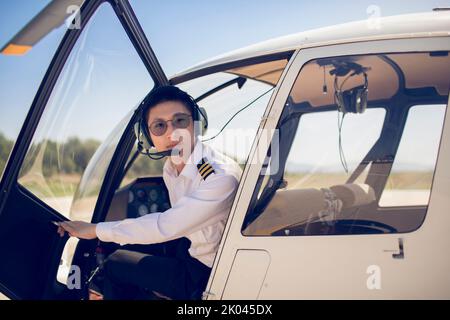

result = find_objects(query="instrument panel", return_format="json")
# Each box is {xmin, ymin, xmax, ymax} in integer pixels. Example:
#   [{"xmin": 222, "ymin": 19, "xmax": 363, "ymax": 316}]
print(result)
[
  {"xmin": 127, "ymin": 177, "xmax": 171, "ymax": 218},
  {"xmin": 106, "ymin": 177, "xmax": 171, "ymax": 222}
]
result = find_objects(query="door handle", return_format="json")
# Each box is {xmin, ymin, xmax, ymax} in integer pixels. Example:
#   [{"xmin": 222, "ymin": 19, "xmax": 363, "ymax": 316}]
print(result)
[
  {"xmin": 392, "ymin": 238, "xmax": 404, "ymax": 259},
  {"xmin": 384, "ymin": 238, "xmax": 404, "ymax": 259}
]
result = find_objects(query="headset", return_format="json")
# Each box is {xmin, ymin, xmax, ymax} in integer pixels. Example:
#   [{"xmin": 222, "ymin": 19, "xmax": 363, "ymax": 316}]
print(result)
[
  {"xmin": 333, "ymin": 70, "xmax": 369, "ymax": 114},
  {"xmin": 133, "ymin": 86, "xmax": 209, "ymax": 159},
  {"xmin": 327, "ymin": 60, "xmax": 369, "ymax": 173}
]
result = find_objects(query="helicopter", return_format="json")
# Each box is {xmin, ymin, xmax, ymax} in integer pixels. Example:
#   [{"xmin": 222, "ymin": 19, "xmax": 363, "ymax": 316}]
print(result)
[{"xmin": 0, "ymin": 0, "xmax": 449, "ymax": 299}]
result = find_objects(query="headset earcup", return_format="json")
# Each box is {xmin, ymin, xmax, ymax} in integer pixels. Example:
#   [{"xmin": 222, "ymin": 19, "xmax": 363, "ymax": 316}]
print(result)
[
  {"xmin": 199, "ymin": 107, "xmax": 208, "ymax": 135},
  {"xmin": 340, "ymin": 85, "xmax": 368, "ymax": 114},
  {"xmin": 359, "ymin": 88, "xmax": 368, "ymax": 113},
  {"xmin": 345, "ymin": 89, "xmax": 357, "ymax": 113},
  {"xmin": 133, "ymin": 121, "xmax": 141, "ymax": 142},
  {"xmin": 354, "ymin": 87, "xmax": 368, "ymax": 114},
  {"xmin": 134, "ymin": 116, "xmax": 153, "ymax": 151},
  {"xmin": 141, "ymin": 120, "xmax": 154, "ymax": 149}
]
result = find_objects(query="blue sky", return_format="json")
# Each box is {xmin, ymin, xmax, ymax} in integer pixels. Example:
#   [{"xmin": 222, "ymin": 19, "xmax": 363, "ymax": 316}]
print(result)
[
  {"xmin": 0, "ymin": 0, "xmax": 448, "ymax": 176},
  {"xmin": 2, "ymin": 0, "xmax": 448, "ymax": 75},
  {"xmin": 130, "ymin": 0, "xmax": 449, "ymax": 75},
  {"xmin": 0, "ymin": 0, "xmax": 447, "ymax": 141}
]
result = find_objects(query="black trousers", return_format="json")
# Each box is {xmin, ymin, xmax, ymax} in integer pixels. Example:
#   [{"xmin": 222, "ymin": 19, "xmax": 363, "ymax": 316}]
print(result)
[{"xmin": 101, "ymin": 238, "xmax": 211, "ymax": 300}]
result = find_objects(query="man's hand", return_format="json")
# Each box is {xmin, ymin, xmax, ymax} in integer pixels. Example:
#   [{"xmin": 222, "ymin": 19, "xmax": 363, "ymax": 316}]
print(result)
[{"xmin": 57, "ymin": 221, "xmax": 97, "ymax": 240}]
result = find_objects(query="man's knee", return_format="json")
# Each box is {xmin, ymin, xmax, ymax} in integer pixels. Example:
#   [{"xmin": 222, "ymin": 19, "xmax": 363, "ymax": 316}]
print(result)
[{"xmin": 104, "ymin": 249, "xmax": 145, "ymax": 283}]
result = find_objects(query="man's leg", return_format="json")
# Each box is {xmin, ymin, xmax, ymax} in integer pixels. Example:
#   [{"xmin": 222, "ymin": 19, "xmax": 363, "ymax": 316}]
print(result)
[{"xmin": 102, "ymin": 249, "xmax": 190, "ymax": 300}]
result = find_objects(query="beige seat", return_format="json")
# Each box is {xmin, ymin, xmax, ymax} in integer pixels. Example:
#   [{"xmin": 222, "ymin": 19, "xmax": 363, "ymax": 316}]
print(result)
[{"xmin": 243, "ymin": 183, "xmax": 375, "ymax": 236}]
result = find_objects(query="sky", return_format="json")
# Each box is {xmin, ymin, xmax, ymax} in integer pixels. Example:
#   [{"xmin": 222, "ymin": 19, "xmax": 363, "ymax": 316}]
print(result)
[
  {"xmin": 2, "ymin": 0, "xmax": 449, "ymax": 75},
  {"xmin": 1, "ymin": 0, "xmax": 447, "ymax": 139},
  {"xmin": 0, "ymin": 0, "xmax": 448, "ymax": 170}
]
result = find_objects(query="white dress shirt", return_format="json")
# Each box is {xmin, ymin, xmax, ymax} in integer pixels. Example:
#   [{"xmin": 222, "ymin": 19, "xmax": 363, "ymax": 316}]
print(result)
[{"xmin": 96, "ymin": 141, "xmax": 242, "ymax": 267}]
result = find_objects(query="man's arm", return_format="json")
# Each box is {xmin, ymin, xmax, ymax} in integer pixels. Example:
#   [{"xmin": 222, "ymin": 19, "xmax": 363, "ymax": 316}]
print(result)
[{"xmin": 95, "ymin": 173, "xmax": 238, "ymax": 245}]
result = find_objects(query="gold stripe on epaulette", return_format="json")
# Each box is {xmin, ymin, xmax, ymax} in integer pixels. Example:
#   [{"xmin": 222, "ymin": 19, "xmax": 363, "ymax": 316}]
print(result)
[
  {"xmin": 198, "ymin": 162, "xmax": 210, "ymax": 173},
  {"xmin": 197, "ymin": 157, "xmax": 215, "ymax": 180},
  {"xmin": 202, "ymin": 168, "xmax": 215, "ymax": 180},
  {"xmin": 200, "ymin": 164, "xmax": 212, "ymax": 175},
  {"xmin": 201, "ymin": 167, "xmax": 214, "ymax": 178}
]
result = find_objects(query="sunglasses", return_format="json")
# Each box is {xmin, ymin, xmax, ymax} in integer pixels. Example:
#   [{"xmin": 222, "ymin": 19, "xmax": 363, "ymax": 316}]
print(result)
[{"xmin": 148, "ymin": 113, "xmax": 192, "ymax": 136}]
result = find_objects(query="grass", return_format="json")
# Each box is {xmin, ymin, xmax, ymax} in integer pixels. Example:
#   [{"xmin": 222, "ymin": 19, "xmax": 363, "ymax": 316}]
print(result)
[
  {"xmin": 284, "ymin": 171, "xmax": 434, "ymax": 190},
  {"xmin": 18, "ymin": 170, "xmax": 434, "ymax": 202},
  {"xmin": 19, "ymin": 173, "xmax": 81, "ymax": 198}
]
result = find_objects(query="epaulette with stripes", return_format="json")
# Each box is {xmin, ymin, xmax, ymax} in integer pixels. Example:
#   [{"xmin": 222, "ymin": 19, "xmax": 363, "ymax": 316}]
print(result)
[{"xmin": 197, "ymin": 157, "xmax": 215, "ymax": 180}]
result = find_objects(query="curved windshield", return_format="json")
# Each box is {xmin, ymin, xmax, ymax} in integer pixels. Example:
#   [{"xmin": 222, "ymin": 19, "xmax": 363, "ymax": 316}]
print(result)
[{"xmin": 71, "ymin": 110, "xmax": 134, "ymax": 221}]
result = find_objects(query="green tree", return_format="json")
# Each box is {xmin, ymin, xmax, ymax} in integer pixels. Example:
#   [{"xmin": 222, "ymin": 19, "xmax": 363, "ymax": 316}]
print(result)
[{"xmin": 0, "ymin": 132, "xmax": 14, "ymax": 176}]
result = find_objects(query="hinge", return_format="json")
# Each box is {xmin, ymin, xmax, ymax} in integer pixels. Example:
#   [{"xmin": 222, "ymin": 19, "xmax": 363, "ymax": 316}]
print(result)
[{"xmin": 202, "ymin": 290, "xmax": 216, "ymax": 300}]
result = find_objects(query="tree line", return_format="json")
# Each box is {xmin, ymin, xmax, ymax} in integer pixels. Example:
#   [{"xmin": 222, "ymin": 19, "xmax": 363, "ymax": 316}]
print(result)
[
  {"xmin": 0, "ymin": 132, "xmax": 164, "ymax": 179},
  {"xmin": 0, "ymin": 132, "xmax": 14, "ymax": 175}
]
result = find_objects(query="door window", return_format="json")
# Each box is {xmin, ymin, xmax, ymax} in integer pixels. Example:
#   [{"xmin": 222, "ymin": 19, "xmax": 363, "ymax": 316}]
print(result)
[
  {"xmin": 379, "ymin": 104, "xmax": 446, "ymax": 207},
  {"xmin": 242, "ymin": 51, "xmax": 450, "ymax": 236},
  {"xmin": 0, "ymin": 2, "xmax": 67, "ymax": 180},
  {"xmin": 17, "ymin": 2, "xmax": 154, "ymax": 221}
]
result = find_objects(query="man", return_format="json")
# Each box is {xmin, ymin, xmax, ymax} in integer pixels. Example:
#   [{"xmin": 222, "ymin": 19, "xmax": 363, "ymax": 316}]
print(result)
[{"xmin": 57, "ymin": 86, "xmax": 242, "ymax": 299}]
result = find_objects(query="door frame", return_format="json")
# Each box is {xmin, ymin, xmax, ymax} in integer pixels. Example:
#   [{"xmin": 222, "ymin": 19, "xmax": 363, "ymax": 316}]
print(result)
[{"xmin": 0, "ymin": 0, "xmax": 167, "ymax": 299}]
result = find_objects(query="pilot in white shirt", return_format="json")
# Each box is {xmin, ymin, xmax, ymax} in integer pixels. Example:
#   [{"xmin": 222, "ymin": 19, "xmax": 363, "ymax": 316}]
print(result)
[
  {"xmin": 57, "ymin": 85, "xmax": 241, "ymax": 300},
  {"xmin": 96, "ymin": 140, "xmax": 241, "ymax": 268}
]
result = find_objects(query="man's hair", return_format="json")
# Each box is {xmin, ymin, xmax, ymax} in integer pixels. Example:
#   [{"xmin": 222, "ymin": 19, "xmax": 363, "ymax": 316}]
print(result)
[{"xmin": 144, "ymin": 85, "xmax": 197, "ymax": 121}]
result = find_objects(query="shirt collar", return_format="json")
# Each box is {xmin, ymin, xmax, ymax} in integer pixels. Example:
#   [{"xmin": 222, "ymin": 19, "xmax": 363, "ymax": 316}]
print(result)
[{"xmin": 163, "ymin": 140, "xmax": 208, "ymax": 180}]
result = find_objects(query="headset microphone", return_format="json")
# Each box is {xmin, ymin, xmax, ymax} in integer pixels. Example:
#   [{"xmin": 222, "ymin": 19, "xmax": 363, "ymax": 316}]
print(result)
[{"xmin": 136, "ymin": 141, "xmax": 180, "ymax": 160}]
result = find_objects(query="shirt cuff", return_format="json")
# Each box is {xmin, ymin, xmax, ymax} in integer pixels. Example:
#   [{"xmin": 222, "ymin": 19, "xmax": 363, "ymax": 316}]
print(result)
[{"xmin": 96, "ymin": 221, "xmax": 118, "ymax": 243}]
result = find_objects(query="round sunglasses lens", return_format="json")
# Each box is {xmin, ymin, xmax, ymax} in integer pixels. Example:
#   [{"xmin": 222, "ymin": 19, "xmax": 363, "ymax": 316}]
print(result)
[
  {"xmin": 173, "ymin": 114, "xmax": 191, "ymax": 128},
  {"xmin": 150, "ymin": 121, "xmax": 167, "ymax": 136}
]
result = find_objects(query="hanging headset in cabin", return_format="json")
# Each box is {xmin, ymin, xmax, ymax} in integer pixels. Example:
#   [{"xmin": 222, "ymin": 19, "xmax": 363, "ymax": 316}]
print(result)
[
  {"xmin": 330, "ymin": 61, "xmax": 370, "ymax": 173},
  {"xmin": 334, "ymin": 71, "xmax": 369, "ymax": 114}
]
